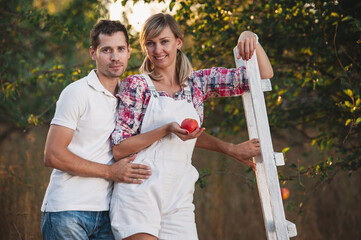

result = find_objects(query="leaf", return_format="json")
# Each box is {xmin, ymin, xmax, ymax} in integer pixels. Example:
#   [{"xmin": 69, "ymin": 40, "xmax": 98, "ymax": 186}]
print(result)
[
  {"xmin": 330, "ymin": 12, "xmax": 339, "ymax": 18},
  {"xmin": 341, "ymin": 16, "xmax": 353, "ymax": 22},
  {"xmin": 344, "ymin": 101, "xmax": 353, "ymax": 108},
  {"xmin": 356, "ymin": 117, "xmax": 361, "ymax": 125},
  {"xmin": 169, "ymin": 1, "xmax": 175, "ymax": 11},
  {"xmin": 282, "ymin": 147, "xmax": 290, "ymax": 154},
  {"xmin": 356, "ymin": 98, "xmax": 361, "ymax": 107},
  {"xmin": 344, "ymin": 89, "xmax": 353, "ymax": 98}
]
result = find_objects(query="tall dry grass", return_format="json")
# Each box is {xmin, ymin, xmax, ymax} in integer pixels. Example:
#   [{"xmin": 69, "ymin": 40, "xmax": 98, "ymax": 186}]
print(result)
[{"xmin": 0, "ymin": 125, "xmax": 360, "ymax": 239}]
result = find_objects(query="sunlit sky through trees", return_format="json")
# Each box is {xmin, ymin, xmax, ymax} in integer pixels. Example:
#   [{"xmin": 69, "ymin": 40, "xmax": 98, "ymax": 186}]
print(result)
[{"xmin": 108, "ymin": 0, "xmax": 175, "ymax": 33}]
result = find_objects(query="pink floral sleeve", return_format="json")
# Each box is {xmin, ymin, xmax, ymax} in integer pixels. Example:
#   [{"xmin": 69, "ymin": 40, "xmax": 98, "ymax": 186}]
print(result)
[
  {"xmin": 188, "ymin": 66, "xmax": 248, "ymax": 123},
  {"xmin": 189, "ymin": 66, "xmax": 248, "ymax": 100},
  {"xmin": 111, "ymin": 75, "xmax": 150, "ymax": 146}
]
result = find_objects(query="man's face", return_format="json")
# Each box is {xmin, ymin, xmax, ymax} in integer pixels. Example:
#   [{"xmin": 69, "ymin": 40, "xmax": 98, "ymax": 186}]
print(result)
[{"xmin": 90, "ymin": 31, "xmax": 131, "ymax": 81}]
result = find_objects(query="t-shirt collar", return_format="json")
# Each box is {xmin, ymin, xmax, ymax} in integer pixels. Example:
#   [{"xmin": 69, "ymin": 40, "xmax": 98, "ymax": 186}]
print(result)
[{"xmin": 87, "ymin": 69, "xmax": 119, "ymax": 97}]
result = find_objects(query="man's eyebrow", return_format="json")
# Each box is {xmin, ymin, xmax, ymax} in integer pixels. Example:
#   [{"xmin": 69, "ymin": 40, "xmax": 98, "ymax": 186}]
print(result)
[{"xmin": 100, "ymin": 44, "xmax": 127, "ymax": 49}]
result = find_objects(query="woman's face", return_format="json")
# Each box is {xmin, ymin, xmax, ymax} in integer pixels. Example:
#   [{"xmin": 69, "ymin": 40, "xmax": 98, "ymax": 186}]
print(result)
[{"xmin": 144, "ymin": 26, "xmax": 182, "ymax": 71}]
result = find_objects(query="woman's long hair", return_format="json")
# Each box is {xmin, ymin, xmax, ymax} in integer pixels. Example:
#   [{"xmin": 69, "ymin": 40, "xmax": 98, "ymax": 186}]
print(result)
[{"xmin": 139, "ymin": 13, "xmax": 193, "ymax": 85}]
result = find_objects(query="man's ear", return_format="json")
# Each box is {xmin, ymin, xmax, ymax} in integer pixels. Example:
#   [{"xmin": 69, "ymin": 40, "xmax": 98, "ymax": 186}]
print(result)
[
  {"xmin": 89, "ymin": 46, "xmax": 96, "ymax": 60},
  {"xmin": 127, "ymin": 45, "xmax": 131, "ymax": 59}
]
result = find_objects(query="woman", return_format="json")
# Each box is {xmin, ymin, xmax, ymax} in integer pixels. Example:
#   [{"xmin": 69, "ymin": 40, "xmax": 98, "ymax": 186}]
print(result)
[{"xmin": 110, "ymin": 13, "xmax": 273, "ymax": 240}]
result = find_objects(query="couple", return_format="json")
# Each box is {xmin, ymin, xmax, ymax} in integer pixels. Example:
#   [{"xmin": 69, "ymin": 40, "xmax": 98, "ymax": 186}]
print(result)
[{"xmin": 41, "ymin": 13, "xmax": 273, "ymax": 240}]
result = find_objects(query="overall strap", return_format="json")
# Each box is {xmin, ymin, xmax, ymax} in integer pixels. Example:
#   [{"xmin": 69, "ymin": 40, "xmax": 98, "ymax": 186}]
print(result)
[
  {"xmin": 142, "ymin": 74, "xmax": 158, "ymax": 98},
  {"xmin": 184, "ymin": 83, "xmax": 192, "ymax": 103}
]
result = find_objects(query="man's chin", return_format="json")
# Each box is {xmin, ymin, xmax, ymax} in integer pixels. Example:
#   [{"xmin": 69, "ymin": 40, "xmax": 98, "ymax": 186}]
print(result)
[{"xmin": 108, "ymin": 70, "xmax": 124, "ymax": 78}]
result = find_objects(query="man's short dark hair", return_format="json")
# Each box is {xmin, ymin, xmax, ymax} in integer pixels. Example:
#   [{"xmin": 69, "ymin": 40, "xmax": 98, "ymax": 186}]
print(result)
[{"xmin": 90, "ymin": 20, "xmax": 129, "ymax": 50}]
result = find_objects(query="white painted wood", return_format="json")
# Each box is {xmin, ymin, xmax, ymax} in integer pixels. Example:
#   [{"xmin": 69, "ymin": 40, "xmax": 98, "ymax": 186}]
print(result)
[
  {"xmin": 274, "ymin": 152, "xmax": 285, "ymax": 166},
  {"xmin": 286, "ymin": 220, "xmax": 297, "ymax": 237},
  {"xmin": 262, "ymin": 79, "xmax": 272, "ymax": 92},
  {"xmin": 234, "ymin": 47, "xmax": 297, "ymax": 239}
]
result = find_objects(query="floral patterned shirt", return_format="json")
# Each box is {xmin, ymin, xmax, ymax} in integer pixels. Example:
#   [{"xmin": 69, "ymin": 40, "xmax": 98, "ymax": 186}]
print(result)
[{"xmin": 111, "ymin": 66, "xmax": 248, "ymax": 145}]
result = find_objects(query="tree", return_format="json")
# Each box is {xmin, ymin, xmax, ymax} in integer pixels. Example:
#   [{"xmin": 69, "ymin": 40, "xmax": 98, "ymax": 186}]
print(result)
[
  {"xmin": 0, "ymin": 0, "xmax": 108, "ymax": 134},
  {"xmin": 166, "ymin": 0, "xmax": 361, "ymax": 178},
  {"xmin": 2, "ymin": 0, "xmax": 360, "ymax": 178}
]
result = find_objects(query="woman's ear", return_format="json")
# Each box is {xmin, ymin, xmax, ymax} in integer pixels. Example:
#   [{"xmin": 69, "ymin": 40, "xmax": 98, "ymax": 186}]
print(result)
[{"xmin": 176, "ymin": 38, "xmax": 183, "ymax": 49}]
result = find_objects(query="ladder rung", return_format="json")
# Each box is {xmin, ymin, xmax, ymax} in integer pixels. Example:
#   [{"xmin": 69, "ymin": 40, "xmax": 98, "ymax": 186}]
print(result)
[
  {"xmin": 274, "ymin": 152, "xmax": 285, "ymax": 166},
  {"xmin": 261, "ymin": 79, "xmax": 272, "ymax": 92},
  {"xmin": 286, "ymin": 220, "xmax": 297, "ymax": 237}
]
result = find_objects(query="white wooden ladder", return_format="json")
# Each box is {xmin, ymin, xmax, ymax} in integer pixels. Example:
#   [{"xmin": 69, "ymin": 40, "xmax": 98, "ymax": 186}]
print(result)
[{"xmin": 233, "ymin": 47, "xmax": 297, "ymax": 239}]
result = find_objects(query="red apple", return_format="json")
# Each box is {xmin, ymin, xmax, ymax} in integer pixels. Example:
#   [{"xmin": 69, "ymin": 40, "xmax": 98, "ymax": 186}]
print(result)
[
  {"xmin": 180, "ymin": 118, "xmax": 199, "ymax": 133},
  {"xmin": 281, "ymin": 188, "xmax": 290, "ymax": 200}
]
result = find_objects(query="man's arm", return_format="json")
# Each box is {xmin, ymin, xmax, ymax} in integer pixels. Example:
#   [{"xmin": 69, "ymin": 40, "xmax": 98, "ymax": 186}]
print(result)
[
  {"xmin": 44, "ymin": 125, "xmax": 151, "ymax": 183},
  {"xmin": 195, "ymin": 133, "xmax": 260, "ymax": 171}
]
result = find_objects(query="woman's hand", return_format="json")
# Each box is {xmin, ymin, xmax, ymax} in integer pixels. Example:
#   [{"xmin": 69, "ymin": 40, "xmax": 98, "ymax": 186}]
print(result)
[
  {"xmin": 167, "ymin": 122, "xmax": 205, "ymax": 141},
  {"xmin": 237, "ymin": 31, "xmax": 274, "ymax": 79},
  {"xmin": 236, "ymin": 31, "xmax": 258, "ymax": 61}
]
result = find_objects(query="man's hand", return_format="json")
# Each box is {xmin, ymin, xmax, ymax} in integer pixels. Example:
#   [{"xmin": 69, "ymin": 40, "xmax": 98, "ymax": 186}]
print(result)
[
  {"xmin": 228, "ymin": 139, "xmax": 260, "ymax": 171},
  {"xmin": 108, "ymin": 154, "xmax": 152, "ymax": 184}
]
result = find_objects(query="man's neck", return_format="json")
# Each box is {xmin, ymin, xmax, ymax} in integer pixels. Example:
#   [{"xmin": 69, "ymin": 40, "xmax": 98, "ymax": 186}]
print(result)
[{"xmin": 95, "ymin": 70, "xmax": 119, "ymax": 95}]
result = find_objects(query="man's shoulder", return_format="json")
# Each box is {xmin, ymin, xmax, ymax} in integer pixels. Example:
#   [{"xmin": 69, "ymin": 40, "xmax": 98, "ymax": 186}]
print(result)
[{"xmin": 62, "ymin": 74, "xmax": 92, "ymax": 94}]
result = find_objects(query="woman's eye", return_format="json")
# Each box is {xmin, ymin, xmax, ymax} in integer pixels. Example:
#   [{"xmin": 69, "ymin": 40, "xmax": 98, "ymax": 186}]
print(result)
[{"xmin": 146, "ymin": 42, "xmax": 154, "ymax": 46}]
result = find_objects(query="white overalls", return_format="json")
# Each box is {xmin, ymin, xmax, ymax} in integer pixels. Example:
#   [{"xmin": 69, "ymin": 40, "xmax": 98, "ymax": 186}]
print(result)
[{"xmin": 110, "ymin": 74, "xmax": 200, "ymax": 240}]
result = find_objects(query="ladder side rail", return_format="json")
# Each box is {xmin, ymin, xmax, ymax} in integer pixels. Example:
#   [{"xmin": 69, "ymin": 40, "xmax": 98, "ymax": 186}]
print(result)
[
  {"xmin": 234, "ymin": 48, "xmax": 277, "ymax": 240},
  {"xmin": 234, "ymin": 47, "xmax": 289, "ymax": 239}
]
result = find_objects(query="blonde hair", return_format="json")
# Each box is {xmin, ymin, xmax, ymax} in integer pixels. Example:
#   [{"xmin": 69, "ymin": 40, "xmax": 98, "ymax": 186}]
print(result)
[{"xmin": 139, "ymin": 13, "xmax": 193, "ymax": 85}]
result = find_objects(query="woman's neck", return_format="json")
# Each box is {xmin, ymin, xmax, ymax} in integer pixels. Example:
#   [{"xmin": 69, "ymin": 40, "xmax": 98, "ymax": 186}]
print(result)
[
  {"xmin": 153, "ymin": 67, "xmax": 178, "ymax": 87},
  {"xmin": 152, "ymin": 67, "xmax": 181, "ymax": 97}
]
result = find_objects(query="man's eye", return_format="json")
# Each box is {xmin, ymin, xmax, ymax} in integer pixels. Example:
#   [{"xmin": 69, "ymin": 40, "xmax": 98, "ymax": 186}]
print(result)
[{"xmin": 103, "ymin": 48, "xmax": 110, "ymax": 52}]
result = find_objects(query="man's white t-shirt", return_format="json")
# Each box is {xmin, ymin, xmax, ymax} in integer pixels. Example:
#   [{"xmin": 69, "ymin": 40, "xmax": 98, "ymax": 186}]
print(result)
[{"xmin": 41, "ymin": 70, "xmax": 118, "ymax": 212}]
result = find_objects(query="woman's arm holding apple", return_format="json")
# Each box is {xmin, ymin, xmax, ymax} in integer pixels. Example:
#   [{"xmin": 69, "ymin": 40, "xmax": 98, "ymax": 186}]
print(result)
[
  {"xmin": 112, "ymin": 122, "xmax": 205, "ymax": 161},
  {"xmin": 195, "ymin": 133, "xmax": 259, "ymax": 171}
]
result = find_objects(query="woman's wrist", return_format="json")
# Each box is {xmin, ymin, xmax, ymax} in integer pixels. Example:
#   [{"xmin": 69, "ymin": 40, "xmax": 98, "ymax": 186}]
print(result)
[
  {"xmin": 165, "ymin": 122, "xmax": 176, "ymax": 134},
  {"xmin": 238, "ymin": 31, "xmax": 259, "ymax": 45},
  {"xmin": 253, "ymin": 33, "xmax": 259, "ymax": 44}
]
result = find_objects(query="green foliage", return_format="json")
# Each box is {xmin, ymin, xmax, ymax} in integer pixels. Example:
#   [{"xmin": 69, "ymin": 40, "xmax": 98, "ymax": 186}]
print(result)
[
  {"xmin": 165, "ymin": 0, "xmax": 361, "ymax": 176},
  {"xmin": 196, "ymin": 168, "xmax": 213, "ymax": 188},
  {"xmin": 0, "ymin": 0, "xmax": 146, "ymax": 130},
  {"xmin": 1, "ymin": 0, "xmax": 360, "ymax": 178},
  {"xmin": 0, "ymin": 0, "xmax": 108, "ymax": 127}
]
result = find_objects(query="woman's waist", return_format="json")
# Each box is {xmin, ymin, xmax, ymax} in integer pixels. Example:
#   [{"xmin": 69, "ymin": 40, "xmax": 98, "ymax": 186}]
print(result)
[{"xmin": 135, "ymin": 139, "xmax": 196, "ymax": 162}]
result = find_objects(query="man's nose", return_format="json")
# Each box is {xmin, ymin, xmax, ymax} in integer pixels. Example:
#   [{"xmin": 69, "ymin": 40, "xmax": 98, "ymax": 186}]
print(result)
[{"xmin": 111, "ymin": 51, "xmax": 120, "ymax": 61}]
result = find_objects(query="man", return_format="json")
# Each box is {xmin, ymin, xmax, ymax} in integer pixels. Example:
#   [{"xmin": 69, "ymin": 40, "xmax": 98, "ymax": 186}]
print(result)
[
  {"xmin": 41, "ymin": 20, "xmax": 151, "ymax": 239},
  {"xmin": 41, "ymin": 19, "xmax": 260, "ymax": 240}
]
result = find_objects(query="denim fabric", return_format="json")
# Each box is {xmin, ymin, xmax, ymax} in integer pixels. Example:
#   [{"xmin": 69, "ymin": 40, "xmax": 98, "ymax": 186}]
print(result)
[{"xmin": 41, "ymin": 211, "xmax": 114, "ymax": 240}]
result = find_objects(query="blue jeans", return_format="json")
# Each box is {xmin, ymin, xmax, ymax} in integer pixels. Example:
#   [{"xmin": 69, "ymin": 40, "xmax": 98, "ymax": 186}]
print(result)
[{"xmin": 41, "ymin": 211, "xmax": 115, "ymax": 240}]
